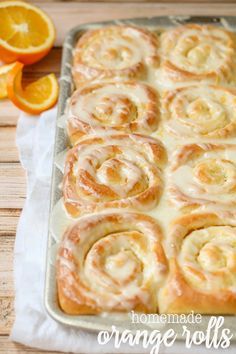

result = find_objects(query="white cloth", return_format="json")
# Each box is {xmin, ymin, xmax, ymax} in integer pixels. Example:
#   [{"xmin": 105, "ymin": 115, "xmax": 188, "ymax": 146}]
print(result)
[{"xmin": 10, "ymin": 108, "xmax": 236, "ymax": 353}]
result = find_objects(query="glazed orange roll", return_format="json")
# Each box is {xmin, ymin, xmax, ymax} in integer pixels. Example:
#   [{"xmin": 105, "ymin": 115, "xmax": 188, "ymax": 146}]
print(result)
[
  {"xmin": 163, "ymin": 85, "xmax": 236, "ymax": 138},
  {"xmin": 160, "ymin": 24, "xmax": 236, "ymax": 84},
  {"xmin": 57, "ymin": 212, "xmax": 168, "ymax": 314},
  {"xmin": 63, "ymin": 134, "xmax": 167, "ymax": 217},
  {"xmin": 73, "ymin": 26, "xmax": 159, "ymax": 87},
  {"xmin": 67, "ymin": 81, "xmax": 159, "ymax": 143},
  {"xmin": 158, "ymin": 213, "xmax": 236, "ymax": 314},
  {"xmin": 169, "ymin": 144, "xmax": 236, "ymax": 211}
]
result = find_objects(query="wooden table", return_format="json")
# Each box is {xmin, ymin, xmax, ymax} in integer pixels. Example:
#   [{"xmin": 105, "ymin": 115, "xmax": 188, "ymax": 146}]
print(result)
[{"xmin": 1, "ymin": 1, "xmax": 236, "ymax": 352}]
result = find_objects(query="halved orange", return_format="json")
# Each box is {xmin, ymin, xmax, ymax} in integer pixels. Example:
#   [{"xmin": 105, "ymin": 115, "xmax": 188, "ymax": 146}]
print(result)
[
  {"xmin": 0, "ymin": 1, "xmax": 55, "ymax": 65},
  {"xmin": 0, "ymin": 62, "xmax": 17, "ymax": 98},
  {"xmin": 7, "ymin": 61, "xmax": 59, "ymax": 114}
]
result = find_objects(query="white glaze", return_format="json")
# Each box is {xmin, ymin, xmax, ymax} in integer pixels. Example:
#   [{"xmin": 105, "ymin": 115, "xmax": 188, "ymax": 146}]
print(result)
[{"xmin": 53, "ymin": 23, "xmax": 236, "ymax": 314}]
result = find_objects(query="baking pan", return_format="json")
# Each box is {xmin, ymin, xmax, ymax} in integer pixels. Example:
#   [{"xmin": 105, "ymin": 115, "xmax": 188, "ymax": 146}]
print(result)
[{"xmin": 44, "ymin": 16, "xmax": 236, "ymax": 337}]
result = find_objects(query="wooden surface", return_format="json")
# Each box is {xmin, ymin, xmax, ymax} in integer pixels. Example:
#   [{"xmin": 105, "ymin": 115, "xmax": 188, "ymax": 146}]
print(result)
[
  {"xmin": 29, "ymin": 0, "xmax": 236, "ymax": 2},
  {"xmin": 1, "ymin": 1, "xmax": 236, "ymax": 353}
]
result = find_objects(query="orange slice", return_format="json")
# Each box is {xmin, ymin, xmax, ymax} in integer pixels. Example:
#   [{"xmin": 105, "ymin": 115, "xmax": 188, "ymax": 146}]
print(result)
[
  {"xmin": 0, "ymin": 62, "xmax": 17, "ymax": 99},
  {"xmin": 0, "ymin": 1, "xmax": 55, "ymax": 65},
  {"xmin": 7, "ymin": 61, "xmax": 59, "ymax": 114}
]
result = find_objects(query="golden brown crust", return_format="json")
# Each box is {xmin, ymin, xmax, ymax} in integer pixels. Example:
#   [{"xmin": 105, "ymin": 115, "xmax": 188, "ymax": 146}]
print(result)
[
  {"xmin": 160, "ymin": 24, "xmax": 236, "ymax": 84},
  {"xmin": 63, "ymin": 134, "xmax": 167, "ymax": 217},
  {"xmin": 67, "ymin": 81, "xmax": 160, "ymax": 144},
  {"xmin": 73, "ymin": 26, "xmax": 159, "ymax": 87},
  {"xmin": 159, "ymin": 213, "xmax": 236, "ymax": 314},
  {"xmin": 59, "ymin": 23, "xmax": 236, "ymax": 316},
  {"xmin": 169, "ymin": 143, "xmax": 236, "ymax": 210},
  {"xmin": 57, "ymin": 212, "xmax": 168, "ymax": 314},
  {"xmin": 171, "ymin": 143, "xmax": 235, "ymax": 170},
  {"xmin": 162, "ymin": 85, "xmax": 236, "ymax": 138}
]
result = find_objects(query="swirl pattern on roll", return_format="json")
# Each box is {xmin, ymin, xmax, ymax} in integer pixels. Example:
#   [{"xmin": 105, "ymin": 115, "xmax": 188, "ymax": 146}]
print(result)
[
  {"xmin": 57, "ymin": 212, "xmax": 167, "ymax": 314},
  {"xmin": 67, "ymin": 81, "xmax": 160, "ymax": 144},
  {"xmin": 160, "ymin": 24, "xmax": 236, "ymax": 83},
  {"xmin": 73, "ymin": 26, "xmax": 159, "ymax": 87},
  {"xmin": 163, "ymin": 85, "xmax": 236, "ymax": 138},
  {"xmin": 158, "ymin": 213, "xmax": 236, "ymax": 314},
  {"xmin": 169, "ymin": 143, "xmax": 236, "ymax": 210},
  {"xmin": 63, "ymin": 134, "xmax": 167, "ymax": 217}
]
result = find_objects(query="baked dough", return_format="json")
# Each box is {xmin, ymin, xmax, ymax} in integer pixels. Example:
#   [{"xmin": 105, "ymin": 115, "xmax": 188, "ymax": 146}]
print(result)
[
  {"xmin": 67, "ymin": 81, "xmax": 159, "ymax": 144},
  {"xmin": 57, "ymin": 212, "xmax": 167, "ymax": 314},
  {"xmin": 162, "ymin": 85, "xmax": 236, "ymax": 138},
  {"xmin": 73, "ymin": 25, "xmax": 159, "ymax": 87},
  {"xmin": 160, "ymin": 24, "xmax": 236, "ymax": 84},
  {"xmin": 63, "ymin": 134, "xmax": 167, "ymax": 217},
  {"xmin": 158, "ymin": 213, "xmax": 236, "ymax": 314},
  {"xmin": 169, "ymin": 143, "xmax": 236, "ymax": 211},
  {"xmin": 57, "ymin": 23, "xmax": 236, "ymax": 316}
]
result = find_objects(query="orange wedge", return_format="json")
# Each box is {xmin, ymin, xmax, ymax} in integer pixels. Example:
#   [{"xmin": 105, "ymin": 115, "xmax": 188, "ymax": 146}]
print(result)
[
  {"xmin": 0, "ymin": 1, "xmax": 55, "ymax": 65},
  {"xmin": 7, "ymin": 61, "xmax": 59, "ymax": 114},
  {"xmin": 0, "ymin": 62, "xmax": 17, "ymax": 98}
]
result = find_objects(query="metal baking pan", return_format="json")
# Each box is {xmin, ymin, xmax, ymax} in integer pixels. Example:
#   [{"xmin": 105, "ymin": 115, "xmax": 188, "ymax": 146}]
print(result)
[{"xmin": 44, "ymin": 16, "xmax": 236, "ymax": 336}]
